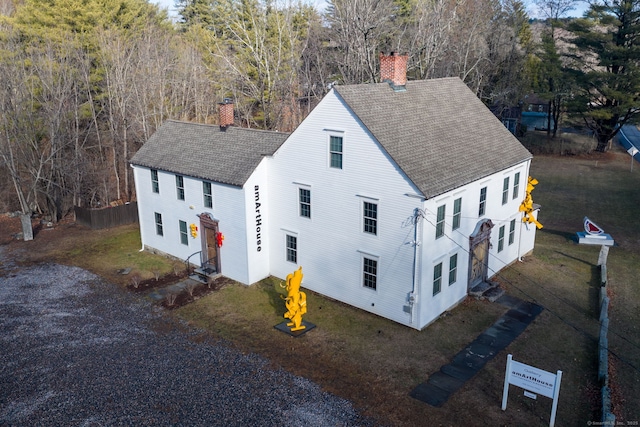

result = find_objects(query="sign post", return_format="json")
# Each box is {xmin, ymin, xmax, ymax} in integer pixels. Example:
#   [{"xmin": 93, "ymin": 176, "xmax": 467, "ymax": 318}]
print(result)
[
  {"xmin": 628, "ymin": 146, "xmax": 638, "ymax": 172},
  {"xmin": 502, "ymin": 354, "xmax": 563, "ymax": 427}
]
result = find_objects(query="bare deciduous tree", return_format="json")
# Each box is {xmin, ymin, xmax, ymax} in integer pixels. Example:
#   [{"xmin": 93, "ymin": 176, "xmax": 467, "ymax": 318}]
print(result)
[{"xmin": 325, "ymin": 0, "xmax": 393, "ymax": 85}]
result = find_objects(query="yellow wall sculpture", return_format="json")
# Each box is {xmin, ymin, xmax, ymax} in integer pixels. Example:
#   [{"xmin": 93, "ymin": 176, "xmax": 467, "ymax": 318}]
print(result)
[
  {"xmin": 519, "ymin": 176, "xmax": 543, "ymax": 229},
  {"xmin": 281, "ymin": 266, "xmax": 307, "ymax": 331}
]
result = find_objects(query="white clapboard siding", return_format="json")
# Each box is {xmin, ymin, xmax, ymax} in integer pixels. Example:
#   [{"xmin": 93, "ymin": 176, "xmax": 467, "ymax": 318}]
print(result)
[
  {"xmin": 243, "ymin": 160, "xmax": 272, "ymax": 284},
  {"xmin": 133, "ymin": 165, "xmax": 252, "ymax": 284},
  {"xmin": 268, "ymin": 90, "xmax": 425, "ymax": 327}
]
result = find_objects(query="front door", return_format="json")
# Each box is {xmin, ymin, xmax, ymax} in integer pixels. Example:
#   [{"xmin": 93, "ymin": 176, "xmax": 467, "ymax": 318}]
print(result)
[
  {"xmin": 204, "ymin": 226, "xmax": 218, "ymax": 274},
  {"xmin": 469, "ymin": 239, "xmax": 489, "ymax": 289},
  {"xmin": 468, "ymin": 219, "xmax": 494, "ymax": 291},
  {"xmin": 198, "ymin": 213, "xmax": 220, "ymax": 274}
]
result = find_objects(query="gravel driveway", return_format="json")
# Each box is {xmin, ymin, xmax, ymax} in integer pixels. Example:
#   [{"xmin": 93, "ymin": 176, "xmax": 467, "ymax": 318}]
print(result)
[{"xmin": 0, "ymin": 252, "xmax": 373, "ymax": 426}]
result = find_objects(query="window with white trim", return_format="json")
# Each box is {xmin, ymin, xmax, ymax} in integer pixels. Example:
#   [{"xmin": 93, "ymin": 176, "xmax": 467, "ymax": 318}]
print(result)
[
  {"xmin": 286, "ymin": 234, "xmax": 297, "ymax": 263},
  {"xmin": 433, "ymin": 262, "xmax": 442, "ymax": 296},
  {"xmin": 479, "ymin": 187, "xmax": 487, "ymax": 216},
  {"xmin": 502, "ymin": 177, "xmax": 510, "ymax": 205},
  {"xmin": 363, "ymin": 201, "xmax": 377, "ymax": 235},
  {"xmin": 513, "ymin": 172, "xmax": 520, "ymax": 199},
  {"xmin": 498, "ymin": 225, "xmax": 505, "ymax": 252},
  {"xmin": 436, "ymin": 204, "xmax": 445, "ymax": 239},
  {"xmin": 203, "ymin": 181, "xmax": 212, "ymax": 208},
  {"xmin": 176, "ymin": 175, "xmax": 185, "ymax": 201},
  {"xmin": 449, "ymin": 253, "xmax": 458, "ymax": 285},
  {"xmin": 179, "ymin": 220, "xmax": 188, "ymax": 245},
  {"xmin": 363, "ymin": 257, "xmax": 377, "ymax": 290},
  {"xmin": 299, "ymin": 188, "xmax": 311, "ymax": 218},
  {"xmin": 329, "ymin": 135, "xmax": 343, "ymax": 169},
  {"xmin": 155, "ymin": 212, "xmax": 163, "ymax": 236},
  {"xmin": 151, "ymin": 169, "xmax": 159, "ymax": 193},
  {"xmin": 452, "ymin": 198, "xmax": 462, "ymax": 230},
  {"xmin": 509, "ymin": 219, "xmax": 516, "ymax": 245}
]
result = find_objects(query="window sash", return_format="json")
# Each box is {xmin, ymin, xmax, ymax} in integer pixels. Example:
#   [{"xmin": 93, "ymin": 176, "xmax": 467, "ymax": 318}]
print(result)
[
  {"xmin": 449, "ymin": 253, "xmax": 458, "ymax": 285},
  {"xmin": 203, "ymin": 182, "xmax": 212, "ymax": 208},
  {"xmin": 363, "ymin": 202, "xmax": 377, "ymax": 235},
  {"xmin": 363, "ymin": 257, "xmax": 377, "ymax": 290},
  {"xmin": 498, "ymin": 225, "xmax": 505, "ymax": 252},
  {"xmin": 176, "ymin": 175, "xmax": 185, "ymax": 200},
  {"xmin": 299, "ymin": 188, "xmax": 311, "ymax": 218},
  {"xmin": 179, "ymin": 220, "xmax": 188, "ymax": 245},
  {"xmin": 433, "ymin": 262, "xmax": 442, "ymax": 295},
  {"xmin": 286, "ymin": 235, "xmax": 297, "ymax": 263},
  {"xmin": 513, "ymin": 172, "xmax": 520, "ymax": 199},
  {"xmin": 155, "ymin": 212, "xmax": 163, "ymax": 236},
  {"xmin": 151, "ymin": 169, "xmax": 159, "ymax": 193},
  {"xmin": 509, "ymin": 219, "xmax": 516, "ymax": 245},
  {"xmin": 329, "ymin": 136, "xmax": 343, "ymax": 169},
  {"xmin": 502, "ymin": 177, "xmax": 509, "ymax": 205},
  {"xmin": 452, "ymin": 198, "xmax": 461, "ymax": 230},
  {"xmin": 436, "ymin": 204, "xmax": 445, "ymax": 238},
  {"xmin": 479, "ymin": 187, "xmax": 487, "ymax": 216}
]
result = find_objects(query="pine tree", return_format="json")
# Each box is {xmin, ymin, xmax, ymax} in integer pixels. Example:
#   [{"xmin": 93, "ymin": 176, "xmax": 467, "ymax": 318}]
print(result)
[{"xmin": 565, "ymin": 0, "xmax": 640, "ymax": 152}]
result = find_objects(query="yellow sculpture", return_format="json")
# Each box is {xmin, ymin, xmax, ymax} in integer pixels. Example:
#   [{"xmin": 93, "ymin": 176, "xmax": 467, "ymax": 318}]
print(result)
[
  {"xmin": 280, "ymin": 266, "xmax": 307, "ymax": 332},
  {"xmin": 519, "ymin": 176, "xmax": 543, "ymax": 229}
]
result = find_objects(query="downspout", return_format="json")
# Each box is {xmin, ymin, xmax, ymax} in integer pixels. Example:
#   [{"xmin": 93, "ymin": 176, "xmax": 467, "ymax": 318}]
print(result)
[
  {"xmin": 517, "ymin": 159, "xmax": 533, "ymax": 261},
  {"xmin": 410, "ymin": 207, "xmax": 423, "ymax": 327},
  {"xmin": 517, "ymin": 215, "xmax": 525, "ymax": 261}
]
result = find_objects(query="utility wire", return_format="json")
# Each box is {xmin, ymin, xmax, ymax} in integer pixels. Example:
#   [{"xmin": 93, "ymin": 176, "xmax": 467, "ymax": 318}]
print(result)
[{"xmin": 415, "ymin": 208, "xmax": 640, "ymax": 375}]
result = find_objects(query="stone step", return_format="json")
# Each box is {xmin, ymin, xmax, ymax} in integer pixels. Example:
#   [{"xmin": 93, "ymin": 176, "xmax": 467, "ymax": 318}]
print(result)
[
  {"xmin": 189, "ymin": 273, "xmax": 208, "ymax": 284},
  {"xmin": 483, "ymin": 286, "xmax": 505, "ymax": 302},
  {"xmin": 469, "ymin": 281, "xmax": 504, "ymax": 301},
  {"xmin": 194, "ymin": 267, "xmax": 217, "ymax": 276}
]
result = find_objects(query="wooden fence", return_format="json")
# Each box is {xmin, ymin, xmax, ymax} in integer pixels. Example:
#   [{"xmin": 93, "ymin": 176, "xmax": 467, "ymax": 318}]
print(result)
[
  {"xmin": 74, "ymin": 202, "xmax": 138, "ymax": 229},
  {"xmin": 597, "ymin": 246, "xmax": 616, "ymax": 424}
]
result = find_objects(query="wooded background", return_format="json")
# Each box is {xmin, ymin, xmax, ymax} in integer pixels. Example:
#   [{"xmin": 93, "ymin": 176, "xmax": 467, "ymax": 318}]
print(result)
[{"xmin": 1, "ymin": 0, "xmax": 638, "ymax": 221}]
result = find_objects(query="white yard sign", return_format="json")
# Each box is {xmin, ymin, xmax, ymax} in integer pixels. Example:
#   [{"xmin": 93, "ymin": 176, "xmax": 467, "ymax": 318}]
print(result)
[{"xmin": 502, "ymin": 354, "xmax": 562, "ymax": 427}]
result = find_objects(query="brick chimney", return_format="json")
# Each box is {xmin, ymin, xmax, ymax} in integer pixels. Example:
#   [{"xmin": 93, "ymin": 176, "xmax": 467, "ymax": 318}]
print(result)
[
  {"xmin": 379, "ymin": 52, "xmax": 408, "ymax": 90},
  {"xmin": 219, "ymin": 98, "xmax": 234, "ymax": 129}
]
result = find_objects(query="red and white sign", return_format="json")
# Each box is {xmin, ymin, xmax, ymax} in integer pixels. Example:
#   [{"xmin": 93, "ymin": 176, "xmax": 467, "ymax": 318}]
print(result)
[{"xmin": 584, "ymin": 217, "xmax": 605, "ymax": 235}]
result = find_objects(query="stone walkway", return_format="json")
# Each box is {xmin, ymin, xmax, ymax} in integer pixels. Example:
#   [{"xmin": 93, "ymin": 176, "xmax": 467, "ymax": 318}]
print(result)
[{"xmin": 410, "ymin": 294, "xmax": 543, "ymax": 407}]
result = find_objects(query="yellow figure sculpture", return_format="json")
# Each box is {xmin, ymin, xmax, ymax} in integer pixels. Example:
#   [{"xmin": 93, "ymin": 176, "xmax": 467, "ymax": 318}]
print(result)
[
  {"xmin": 519, "ymin": 176, "xmax": 543, "ymax": 229},
  {"xmin": 280, "ymin": 266, "xmax": 307, "ymax": 332}
]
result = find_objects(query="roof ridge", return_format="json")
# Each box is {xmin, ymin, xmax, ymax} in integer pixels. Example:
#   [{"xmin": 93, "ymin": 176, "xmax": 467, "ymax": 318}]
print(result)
[{"xmin": 164, "ymin": 119, "xmax": 290, "ymax": 135}]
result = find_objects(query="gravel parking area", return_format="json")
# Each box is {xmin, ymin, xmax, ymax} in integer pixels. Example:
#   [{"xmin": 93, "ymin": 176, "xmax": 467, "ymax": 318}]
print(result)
[{"xmin": 0, "ymin": 252, "xmax": 373, "ymax": 426}]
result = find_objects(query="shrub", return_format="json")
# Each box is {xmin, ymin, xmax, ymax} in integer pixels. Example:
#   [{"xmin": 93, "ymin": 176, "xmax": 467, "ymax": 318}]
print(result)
[
  {"xmin": 130, "ymin": 273, "xmax": 141, "ymax": 289},
  {"xmin": 185, "ymin": 281, "xmax": 197, "ymax": 298},
  {"xmin": 165, "ymin": 292, "xmax": 177, "ymax": 307}
]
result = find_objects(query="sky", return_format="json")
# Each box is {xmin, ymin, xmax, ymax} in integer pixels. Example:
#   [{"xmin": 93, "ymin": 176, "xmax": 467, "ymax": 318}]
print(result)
[
  {"xmin": 152, "ymin": 0, "xmax": 590, "ymax": 21},
  {"xmin": 152, "ymin": 0, "xmax": 329, "ymax": 18}
]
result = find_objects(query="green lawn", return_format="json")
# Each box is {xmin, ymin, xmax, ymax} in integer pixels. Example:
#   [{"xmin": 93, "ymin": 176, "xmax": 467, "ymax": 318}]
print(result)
[
  {"xmin": 174, "ymin": 144, "xmax": 640, "ymax": 425},
  {"xmin": 19, "ymin": 136, "xmax": 638, "ymax": 426}
]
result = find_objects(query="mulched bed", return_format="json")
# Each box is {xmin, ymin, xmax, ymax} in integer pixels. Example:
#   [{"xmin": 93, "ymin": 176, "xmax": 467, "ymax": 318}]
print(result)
[
  {"xmin": 126, "ymin": 271, "xmax": 189, "ymax": 293},
  {"xmin": 161, "ymin": 276, "xmax": 236, "ymax": 310},
  {"xmin": 124, "ymin": 271, "xmax": 236, "ymax": 310}
]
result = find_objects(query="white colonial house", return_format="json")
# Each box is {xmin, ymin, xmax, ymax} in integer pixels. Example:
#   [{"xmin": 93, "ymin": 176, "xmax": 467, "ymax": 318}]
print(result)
[{"xmin": 130, "ymin": 53, "xmax": 538, "ymax": 330}]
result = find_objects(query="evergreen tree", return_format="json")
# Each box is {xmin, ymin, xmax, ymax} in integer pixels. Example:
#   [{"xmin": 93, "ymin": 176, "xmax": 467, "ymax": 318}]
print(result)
[{"xmin": 565, "ymin": 0, "xmax": 640, "ymax": 152}]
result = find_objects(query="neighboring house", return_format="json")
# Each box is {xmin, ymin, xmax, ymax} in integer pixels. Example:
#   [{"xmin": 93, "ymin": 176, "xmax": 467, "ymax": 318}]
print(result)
[
  {"xmin": 130, "ymin": 53, "xmax": 539, "ymax": 330},
  {"xmin": 522, "ymin": 94, "xmax": 555, "ymax": 131},
  {"xmin": 491, "ymin": 105, "xmax": 522, "ymax": 135}
]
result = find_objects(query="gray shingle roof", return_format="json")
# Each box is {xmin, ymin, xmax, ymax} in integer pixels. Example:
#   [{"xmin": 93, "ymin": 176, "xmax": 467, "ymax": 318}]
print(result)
[
  {"xmin": 334, "ymin": 78, "xmax": 532, "ymax": 199},
  {"xmin": 130, "ymin": 120, "xmax": 289, "ymax": 187}
]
